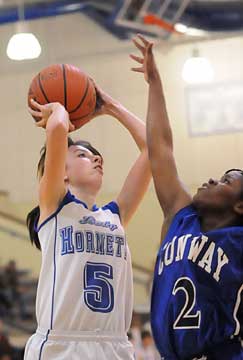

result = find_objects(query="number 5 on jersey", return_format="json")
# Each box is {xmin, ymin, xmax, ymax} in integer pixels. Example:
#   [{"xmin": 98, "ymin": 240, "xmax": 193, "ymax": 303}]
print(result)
[{"xmin": 84, "ymin": 262, "xmax": 114, "ymax": 313}]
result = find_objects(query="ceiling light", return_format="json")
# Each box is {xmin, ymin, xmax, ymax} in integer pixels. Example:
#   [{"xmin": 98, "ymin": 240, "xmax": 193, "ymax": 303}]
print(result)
[
  {"xmin": 186, "ymin": 27, "xmax": 207, "ymax": 37},
  {"xmin": 175, "ymin": 23, "xmax": 207, "ymax": 37},
  {"xmin": 7, "ymin": 32, "xmax": 41, "ymax": 60},
  {"xmin": 6, "ymin": 3, "xmax": 41, "ymax": 61},
  {"xmin": 174, "ymin": 23, "xmax": 188, "ymax": 33},
  {"xmin": 182, "ymin": 49, "xmax": 214, "ymax": 84}
]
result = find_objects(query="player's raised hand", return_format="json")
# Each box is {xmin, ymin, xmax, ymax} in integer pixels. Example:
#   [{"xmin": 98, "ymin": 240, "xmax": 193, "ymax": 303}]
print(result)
[
  {"xmin": 86, "ymin": 80, "xmax": 121, "ymax": 117},
  {"xmin": 130, "ymin": 34, "xmax": 158, "ymax": 83},
  {"xmin": 94, "ymin": 83, "xmax": 121, "ymax": 116},
  {"xmin": 28, "ymin": 99, "xmax": 75, "ymax": 132},
  {"xmin": 28, "ymin": 99, "xmax": 53, "ymax": 127}
]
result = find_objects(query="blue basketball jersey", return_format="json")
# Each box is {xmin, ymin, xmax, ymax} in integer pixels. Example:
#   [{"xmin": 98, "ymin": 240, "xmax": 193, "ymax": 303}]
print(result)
[{"xmin": 151, "ymin": 205, "xmax": 243, "ymax": 359}]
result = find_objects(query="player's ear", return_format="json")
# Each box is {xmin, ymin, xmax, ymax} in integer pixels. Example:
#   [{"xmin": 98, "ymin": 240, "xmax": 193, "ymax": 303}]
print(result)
[{"xmin": 234, "ymin": 200, "xmax": 243, "ymax": 216}]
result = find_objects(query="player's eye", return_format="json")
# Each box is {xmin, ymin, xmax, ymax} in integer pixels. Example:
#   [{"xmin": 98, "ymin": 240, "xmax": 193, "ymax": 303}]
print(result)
[
  {"xmin": 78, "ymin": 152, "xmax": 86, "ymax": 157},
  {"xmin": 223, "ymin": 178, "xmax": 230, "ymax": 184}
]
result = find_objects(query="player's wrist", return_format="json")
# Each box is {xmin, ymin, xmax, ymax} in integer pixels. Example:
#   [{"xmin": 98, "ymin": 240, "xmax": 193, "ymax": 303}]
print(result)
[
  {"xmin": 147, "ymin": 69, "xmax": 160, "ymax": 84},
  {"xmin": 106, "ymin": 102, "xmax": 126, "ymax": 118},
  {"xmin": 46, "ymin": 111, "xmax": 69, "ymax": 133}
]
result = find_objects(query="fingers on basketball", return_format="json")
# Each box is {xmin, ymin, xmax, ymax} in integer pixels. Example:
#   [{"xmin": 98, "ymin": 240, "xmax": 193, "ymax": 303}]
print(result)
[
  {"xmin": 28, "ymin": 64, "xmax": 97, "ymax": 129},
  {"xmin": 28, "ymin": 106, "xmax": 42, "ymax": 118}
]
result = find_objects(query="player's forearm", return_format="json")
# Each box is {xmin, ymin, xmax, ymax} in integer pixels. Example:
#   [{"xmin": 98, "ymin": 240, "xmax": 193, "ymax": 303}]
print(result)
[
  {"xmin": 108, "ymin": 103, "xmax": 146, "ymax": 151},
  {"xmin": 147, "ymin": 76, "xmax": 173, "ymax": 155}
]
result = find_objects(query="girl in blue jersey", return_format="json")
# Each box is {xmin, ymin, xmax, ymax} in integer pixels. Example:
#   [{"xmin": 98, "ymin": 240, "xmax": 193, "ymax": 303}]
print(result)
[
  {"xmin": 131, "ymin": 35, "xmax": 243, "ymax": 360},
  {"xmin": 24, "ymin": 84, "xmax": 151, "ymax": 360}
]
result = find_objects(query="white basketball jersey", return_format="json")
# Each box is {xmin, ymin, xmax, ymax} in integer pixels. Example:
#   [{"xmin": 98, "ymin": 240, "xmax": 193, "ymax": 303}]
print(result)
[{"xmin": 35, "ymin": 191, "xmax": 133, "ymax": 334}]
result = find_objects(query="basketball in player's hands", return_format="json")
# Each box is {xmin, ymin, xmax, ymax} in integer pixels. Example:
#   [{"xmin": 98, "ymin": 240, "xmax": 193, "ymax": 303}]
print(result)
[{"xmin": 28, "ymin": 64, "xmax": 96, "ymax": 129}]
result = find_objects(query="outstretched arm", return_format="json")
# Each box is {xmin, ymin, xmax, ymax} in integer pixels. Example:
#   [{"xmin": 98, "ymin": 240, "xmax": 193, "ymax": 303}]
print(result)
[
  {"xmin": 28, "ymin": 100, "xmax": 75, "ymax": 223},
  {"xmin": 130, "ymin": 35, "xmax": 192, "ymax": 221},
  {"xmin": 95, "ymin": 86, "xmax": 151, "ymax": 227},
  {"xmin": 113, "ymin": 105, "xmax": 151, "ymax": 227}
]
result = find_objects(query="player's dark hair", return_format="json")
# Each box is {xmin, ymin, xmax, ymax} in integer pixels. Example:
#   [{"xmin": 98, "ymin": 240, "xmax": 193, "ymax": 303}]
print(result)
[
  {"xmin": 27, "ymin": 137, "xmax": 102, "ymax": 250},
  {"xmin": 224, "ymin": 168, "xmax": 243, "ymax": 227},
  {"xmin": 225, "ymin": 169, "xmax": 243, "ymax": 175},
  {"xmin": 225, "ymin": 169, "xmax": 243, "ymax": 199}
]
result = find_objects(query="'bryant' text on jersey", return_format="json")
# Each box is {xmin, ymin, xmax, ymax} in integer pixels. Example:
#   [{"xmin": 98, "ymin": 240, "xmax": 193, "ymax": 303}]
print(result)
[
  {"xmin": 59, "ymin": 216, "xmax": 127, "ymax": 259},
  {"xmin": 158, "ymin": 234, "xmax": 229, "ymax": 282}
]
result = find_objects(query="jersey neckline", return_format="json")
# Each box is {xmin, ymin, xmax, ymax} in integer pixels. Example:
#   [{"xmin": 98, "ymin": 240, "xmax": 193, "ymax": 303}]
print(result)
[
  {"xmin": 35, "ymin": 190, "xmax": 99, "ymax": 233},
  {"xmin": 34, "ymin": 191, "xmax": 120, "ymax": 233},
  {"xmin": 68, "ymin": 191, "xmax": 99, "ymax": 212},
  {"xmin": 173, "ymin": 204, "xmax": 243, "ymax": 236}
]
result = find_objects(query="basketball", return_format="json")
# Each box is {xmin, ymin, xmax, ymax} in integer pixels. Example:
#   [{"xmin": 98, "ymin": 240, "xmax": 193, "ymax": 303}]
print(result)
[{"xmin": 28, "ymin": 64, "xmax": 96, "ymax": 129}]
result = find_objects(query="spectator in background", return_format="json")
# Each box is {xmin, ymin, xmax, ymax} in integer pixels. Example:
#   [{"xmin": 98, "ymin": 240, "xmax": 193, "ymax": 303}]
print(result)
[
  {"xmin": 136, "ymin": 330, "xmax": 160, "ymax": 360},
  {"xmin": 130, "ymin": 312, "xmax": 143, "ymax": 350},
  {"xmin": 4, "ymin": 261, "xmax": 31, "ymax": 320},
  {"xmin": 0, "ymin": 355, "xmax": 12, "ymax": 360},
  {"xmin": 0, "ymin": 274, "xmax": 11, "ymax": 318},
  {"xmin": 4, "ymin": 261, "xmax": 18, "ymax": 292},
  {"xmin": 0, "ymin": 319, "xmax": 13, "ymax": 360},
  {"xmin": 0, "ymin": 319, "xmax": 24, "ymax": 360}
]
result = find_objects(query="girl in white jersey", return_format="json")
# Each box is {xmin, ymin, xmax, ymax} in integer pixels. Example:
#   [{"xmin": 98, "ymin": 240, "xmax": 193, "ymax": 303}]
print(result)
[{"xmin": 24, "ymin": 85, "xmax": 151, "ymax": 360}]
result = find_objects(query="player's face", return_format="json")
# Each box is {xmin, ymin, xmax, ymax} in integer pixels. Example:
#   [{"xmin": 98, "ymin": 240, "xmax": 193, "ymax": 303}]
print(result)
[
  {"xmin": 193, "ymin": 170, "xmax": 243, "ymax": 212},
  {"xmin": 65, "ymin": 145, "xmax": 103, "ymax": 190}
]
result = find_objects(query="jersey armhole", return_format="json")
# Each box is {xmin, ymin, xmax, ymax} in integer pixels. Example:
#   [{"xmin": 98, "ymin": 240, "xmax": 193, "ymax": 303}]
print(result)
[
  {"xmin": 34, "ymin": 191, "xmax": 74, "ymax": 233},
  {"xmin": 173, "ymin": 204, "xmax": 196, "ymax": 220},
  {"xmin": 165, "ymin": 204, "xmax": 196, "ymax": 239},
  {"xmin": 102, "ymin": 201, "xmax": 121, "ymax": 219}
]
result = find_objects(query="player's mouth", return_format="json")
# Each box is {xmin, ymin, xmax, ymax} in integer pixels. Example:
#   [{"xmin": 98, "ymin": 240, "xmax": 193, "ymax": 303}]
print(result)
[
  {"xmin": 197, "ymin": 183, "xmax": 209, "ymax": 191},
  {"xmin": 94, "ymin": 165, "xmax": 103, "ymax": 174}
]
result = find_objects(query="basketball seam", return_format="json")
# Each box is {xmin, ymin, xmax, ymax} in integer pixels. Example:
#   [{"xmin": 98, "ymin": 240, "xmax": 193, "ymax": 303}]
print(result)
[
  {"xmin": 69, "ymin": 76, "xmax": 90, "ymax": 114},
  {"xmin": 38, "ymin": 73, "xmax": 50, "ymax": 103},
  {"xmin": 71, "ymin": 111, "xmax": 94, "ymax": 122},
  {"xmin": 62, "ymin": 64, "xmax": 67, "ymax": 109}
]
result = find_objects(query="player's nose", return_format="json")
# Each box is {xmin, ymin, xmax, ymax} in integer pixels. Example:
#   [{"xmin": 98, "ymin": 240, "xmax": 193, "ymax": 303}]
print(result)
[
  {"xmin": 93, "ymin": 155, "xmax": 102, "ymax": 164},
  {"xmin": 208, "ymin": 178, "xmax": 218, "ymax": 186}
]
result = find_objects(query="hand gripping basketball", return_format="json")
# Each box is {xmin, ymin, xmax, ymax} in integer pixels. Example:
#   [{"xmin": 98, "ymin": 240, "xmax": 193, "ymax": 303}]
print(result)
[{"xmin": 28, "ymin": 64, "xmax": 96, "ymax": 130}]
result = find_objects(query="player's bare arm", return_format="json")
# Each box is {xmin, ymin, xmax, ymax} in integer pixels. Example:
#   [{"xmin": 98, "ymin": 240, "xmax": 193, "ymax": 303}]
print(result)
[
  {"xmin": 92, "ymin": 84, "xmax": 151, "ymax": 227},
  {"xmin": 131, "ymin": 34, "xmax": 191, "ymax": 221},
  {"xmin": 109, "ymin": 101, "xmax": 151, "ymax": 227},
  {"xmin": 28, "ymin": 100, "xmax": 74, "ymax": 222}
]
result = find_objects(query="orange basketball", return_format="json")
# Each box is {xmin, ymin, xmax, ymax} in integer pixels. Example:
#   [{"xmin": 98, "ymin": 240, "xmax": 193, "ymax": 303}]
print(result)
[{"xmin": 28, "ymin": 64, "xmax": 96, "ymax": 129}]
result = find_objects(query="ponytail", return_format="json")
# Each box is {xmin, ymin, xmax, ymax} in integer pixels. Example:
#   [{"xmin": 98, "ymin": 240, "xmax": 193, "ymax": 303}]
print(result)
[{"xmin": 26, "ymin": 206, "xmax": 41, "ymax": 250}]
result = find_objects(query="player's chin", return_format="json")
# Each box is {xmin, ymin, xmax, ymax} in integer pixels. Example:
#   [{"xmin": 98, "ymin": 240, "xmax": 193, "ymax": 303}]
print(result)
[
  {"xmin": 192, "ymin": 190, "xmax": 207, "ymax": 206},
  {"xmin": 95, "ymin": 168, "xmax": 104, "ymax": 178}
]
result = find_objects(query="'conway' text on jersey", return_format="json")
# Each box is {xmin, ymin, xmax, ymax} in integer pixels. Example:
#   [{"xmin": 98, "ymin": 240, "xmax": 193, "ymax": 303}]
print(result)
[{"xmin": 158, "ymin": 234, "xmax": 228, "ymax": 282}]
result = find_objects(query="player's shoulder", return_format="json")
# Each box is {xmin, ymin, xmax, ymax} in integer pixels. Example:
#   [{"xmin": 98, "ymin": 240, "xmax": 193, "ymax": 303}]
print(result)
[
  {"xmin": 65, "ymin": 192, "xmax": 120, "ymax": 218},
  {"xmin": 35, "ymin": 190, "xmax": 75, "ymax": 232},
  {"xmin": 100, "ymin": 201, "xmax": 120, "ymax": 217},
  {"xmin": 36, "ymin": 191, "xmax": 121, "ymax": 232},
  {"xmin": 163, "ymin": 204, "xmax": 197, "ymax": 240},
  {"xmin": 173, "ymin": 204, "xmax": 196, "ymax": 219},
  {"xmin": 170, "ymin": 204, "xmax": 197, "ymax": 228}
]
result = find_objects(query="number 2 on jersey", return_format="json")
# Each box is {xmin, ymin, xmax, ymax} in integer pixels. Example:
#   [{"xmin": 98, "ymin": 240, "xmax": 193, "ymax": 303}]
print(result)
[
  {"xmin": 172, "ymin": 277, "xmax": 201, "ymax": 329},
  {"xmin": 84, "ymin": 261, "xmax": 114, "ymax": 313}
]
